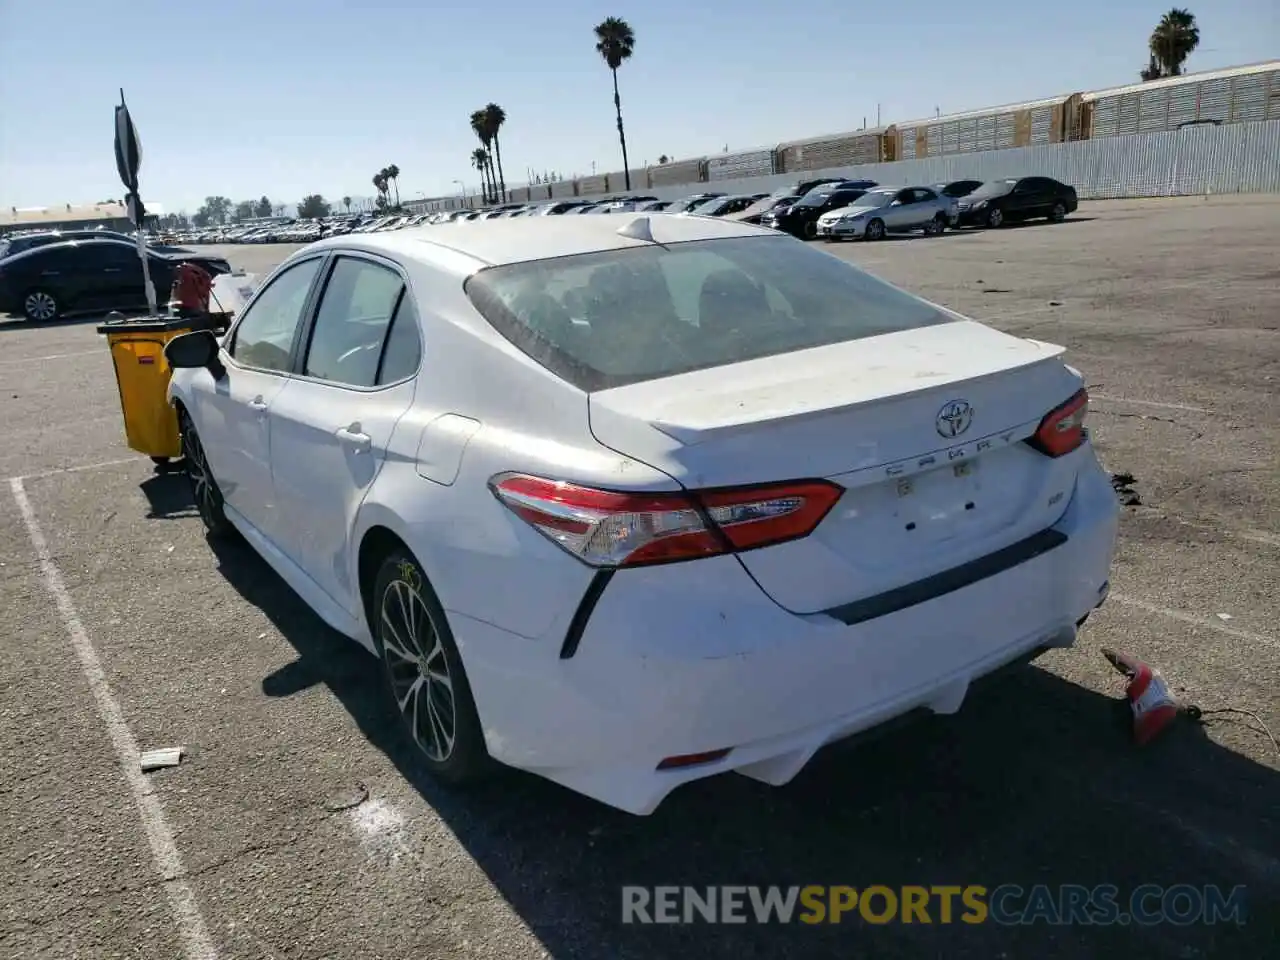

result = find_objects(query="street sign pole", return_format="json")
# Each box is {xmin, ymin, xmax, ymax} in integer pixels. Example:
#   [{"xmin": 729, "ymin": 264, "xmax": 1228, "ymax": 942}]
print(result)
[{"xmin": 115, "ymin": 90, "xmax": 158, "ymax": 315}]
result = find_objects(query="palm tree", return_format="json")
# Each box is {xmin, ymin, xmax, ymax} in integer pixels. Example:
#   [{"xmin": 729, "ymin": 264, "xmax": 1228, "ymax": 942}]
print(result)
[
  {"xmin": 470, "ymin": 110, "xmax": 498, "ymax": 202},
  {"xmin": 1148, "ymin": 8, "xmax": 1200, "ymax": 78},
  {"xmin": 471, "ymin": 148, "xmax": 494, "ymax": 204},
  {"xmin": 386, "ymin": 164, "xmax": 401, "ymax": 207},
  {"xmin": 594, "ymin": 16, "xmax": 636, "ymax": 190},
  {"xmin": 342, "ymin": 196, "xmax": 352, "ymax": 214},
  {"xmin": 482, "ymin": 104, "xmax": 508, "ymax": 202},
  {"xmin": 372, "ymin": 172, "xmax": 388, "ymax": 208}
]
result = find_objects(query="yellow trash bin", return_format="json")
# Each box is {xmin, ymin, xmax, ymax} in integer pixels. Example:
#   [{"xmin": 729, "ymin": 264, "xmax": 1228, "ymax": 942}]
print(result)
[{"xmin": 97, "ymin": 315, "xmax": 200, "ymax": 465}]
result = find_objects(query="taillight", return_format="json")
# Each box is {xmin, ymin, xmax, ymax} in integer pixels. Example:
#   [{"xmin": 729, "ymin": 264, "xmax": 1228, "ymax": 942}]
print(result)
[
  {"xmin": 489, "ymin": 473, "xmax": 843, "ymax": 567},
  {"xmin": 1028, "ymin": 388, "xmax": 1088, "ymax": 457}
]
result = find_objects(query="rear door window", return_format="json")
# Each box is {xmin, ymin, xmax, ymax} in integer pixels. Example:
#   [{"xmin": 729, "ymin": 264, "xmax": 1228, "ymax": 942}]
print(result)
[{"xmin": 302, "ymin": 256, "xmax": 405, "ymax": 388}]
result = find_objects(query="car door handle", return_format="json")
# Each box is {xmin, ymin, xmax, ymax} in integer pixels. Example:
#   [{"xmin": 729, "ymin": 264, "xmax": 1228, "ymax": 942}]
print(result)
[
  {"xmin": 248, "ymin": 396, "xmax": 268, "ymax": 412},
  {"xmin": 103, "ymin": 267, "xmax": 122, "ymax": 273},
  {"xmin": 40, "ymin": 270, "xmax": 60, "ymax": 277},
  {"xmin": 336, "ymin": 425, "xmax": 372, "ymax": 453}
]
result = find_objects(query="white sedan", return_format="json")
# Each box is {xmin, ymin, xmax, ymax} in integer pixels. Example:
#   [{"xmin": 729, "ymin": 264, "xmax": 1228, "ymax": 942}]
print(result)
[{"xmin": 164, "ymin": 214, "xmax": 1118, "ymax": 815}]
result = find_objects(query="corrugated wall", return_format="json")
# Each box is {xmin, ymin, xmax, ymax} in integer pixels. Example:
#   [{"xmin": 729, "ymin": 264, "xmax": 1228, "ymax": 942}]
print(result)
[
  {"xmin": 649, "ymin": 158, "xmax": 704, "ymax": 187},
  {"xmin": 624, "ymin": 120, "xmax": 1280, "ymax": 202},
  {"xmin": 708, "ymin": 149, "xmax": 774, "ymax": 180}
]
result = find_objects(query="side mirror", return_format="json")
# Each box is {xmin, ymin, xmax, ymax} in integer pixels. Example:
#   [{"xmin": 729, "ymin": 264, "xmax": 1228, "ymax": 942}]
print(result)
[{"xmin": 165, "ymin": 329, "xmax": 225, "ymax": 379}]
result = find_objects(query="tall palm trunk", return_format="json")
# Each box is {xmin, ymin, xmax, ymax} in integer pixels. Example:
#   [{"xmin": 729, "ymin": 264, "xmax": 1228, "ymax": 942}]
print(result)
[
  {"xmin": 392, "ymin": 178, "xmax": 400, "ymax": 207},
  {"xmin": 611, "ymin": 68, "xmax": 631, "ymax": 190},
  {"xmin": 483, "ymin": 157, "xmax": 497, "ymax": 203},
  {"xmin": 492, "ymin": 135, "xmax": 507, "ymax": 202}
]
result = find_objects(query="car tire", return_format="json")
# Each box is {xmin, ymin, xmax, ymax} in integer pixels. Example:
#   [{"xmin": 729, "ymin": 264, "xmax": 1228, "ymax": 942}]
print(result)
[
  {"xmin": 985, "ymin": 207, "xmax": 1004, "ymax": 228},
  {"xmin": 924, "ymin": 213, "xmax": 947, "ymax": 236},
  {"xmin": 1049, "ymin": 201, "xmax": 1067, "ymax": 223},
  {"xmin": 802, "ymin": 220, "xmax": 818, "ymax": 240},
  {"xmin": 22, "ymin": 289, "xmax": 60, "ymax": 322},
  {"xmin": 178, "ymin": 408, "xmax": 236, "ymax": 538},
  {"xmin": 372, "ymin": 549, "xmax": 491, "ymax": 785},
  {"xmin": 864, "ymin": 218, "xmax": 886, "ymax": 241}
]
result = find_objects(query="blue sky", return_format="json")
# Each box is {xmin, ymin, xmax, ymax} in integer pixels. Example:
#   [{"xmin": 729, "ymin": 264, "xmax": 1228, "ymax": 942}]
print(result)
[{"xmin": 0, "ymin": 0, "xmax": 1275, "ymax": 215}]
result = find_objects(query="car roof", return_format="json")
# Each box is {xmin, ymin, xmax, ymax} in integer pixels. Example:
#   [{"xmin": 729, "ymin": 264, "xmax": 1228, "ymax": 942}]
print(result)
[{"xmin": 310, "ymin": 213, "xmax": 773, "ymax": 271}]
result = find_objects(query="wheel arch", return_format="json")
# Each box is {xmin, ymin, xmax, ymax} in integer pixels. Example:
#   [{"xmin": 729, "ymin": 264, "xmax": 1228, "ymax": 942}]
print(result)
[{"xmin": 356, "ymin": 523, "xmax": 414, "ymax": 642}]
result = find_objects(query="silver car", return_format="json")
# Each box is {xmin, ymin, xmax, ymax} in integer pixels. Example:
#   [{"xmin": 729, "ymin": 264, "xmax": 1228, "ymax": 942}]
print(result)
[{"xmin": 816, "ymin": 186, "xmax": 957, "ymax": 240}]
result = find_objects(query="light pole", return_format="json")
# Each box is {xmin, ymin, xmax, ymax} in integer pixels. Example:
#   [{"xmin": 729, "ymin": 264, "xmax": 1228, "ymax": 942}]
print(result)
[{"xmin": 452, "ymin": 179, "xmax": 465, "ymax": 208}]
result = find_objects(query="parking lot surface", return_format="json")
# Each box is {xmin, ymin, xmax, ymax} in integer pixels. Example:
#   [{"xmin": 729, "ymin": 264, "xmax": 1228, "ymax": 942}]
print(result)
[{"xmin": 2, "ymin": 196, "xmax": 1277, "ymax": 959}]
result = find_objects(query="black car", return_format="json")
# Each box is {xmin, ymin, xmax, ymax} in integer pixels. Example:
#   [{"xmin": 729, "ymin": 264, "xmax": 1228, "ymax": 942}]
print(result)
[
  {"xmin": 726, "ymin": 194, "xmax": 803, "ymax": 225},
  {"xmin": 954, "ymin": 177, "xmax": 1078, "ymax": 228},
  {"xmin": 0, "ymin": 239, "xmax": 231, "ymax": 322},
  {"xmin": 0, "ymin": 229, "xmax": 192, "ymax": 259},
  {"xmin": 933, "ymin": 179, "xmax": 984, "ymax": 199},
  {"xmin": 665, "ymin": 193, "xmax": 727, "ymax": 214},
  {"xmin": 760, "ymin": 184, "xmax": 872, "ymax": 239},
  {"xmin": 766, "ymin": 177, "xmax": 872, "ymax": 200}
]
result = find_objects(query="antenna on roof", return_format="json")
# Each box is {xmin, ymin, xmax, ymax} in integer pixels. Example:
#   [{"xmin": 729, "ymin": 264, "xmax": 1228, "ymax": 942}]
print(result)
[{"xmin": 617, "ymin": 216, "xmax": 659, "ymax": 244}]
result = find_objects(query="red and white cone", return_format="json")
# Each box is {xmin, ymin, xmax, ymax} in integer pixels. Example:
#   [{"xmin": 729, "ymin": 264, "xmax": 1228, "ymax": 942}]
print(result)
[{"xmin": 1102, "ymin": 648, "xmax": 1179, "ymax": 745}]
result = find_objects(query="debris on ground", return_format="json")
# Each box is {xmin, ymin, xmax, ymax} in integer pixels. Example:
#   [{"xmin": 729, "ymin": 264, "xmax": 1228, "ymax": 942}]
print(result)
[
  {"xmin": 139, "ymin": 747, "xmax": 183, "ymax": 772},
  {"xmin": 1110, "ymin": 472, "xmax": 1141, "ymax": 506},
  {"xmin": 325, "ymin": 781, "xmax": 370, "ymax": 812},
  {"xmin": 1102, "ymin": 648, "xmax": 1179, "ymax": 745}
]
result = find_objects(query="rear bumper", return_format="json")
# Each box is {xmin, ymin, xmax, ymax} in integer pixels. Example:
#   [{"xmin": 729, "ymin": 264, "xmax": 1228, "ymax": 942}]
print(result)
[{"xmin": 453, "ymin": 451, "xmax": 1119, "ymax": 815}]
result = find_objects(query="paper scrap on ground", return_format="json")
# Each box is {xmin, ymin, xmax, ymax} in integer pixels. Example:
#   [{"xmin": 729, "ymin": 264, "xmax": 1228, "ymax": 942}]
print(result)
[{"xmin": 140, "ymin": 747, "xmax": 183, "ymax": 772}]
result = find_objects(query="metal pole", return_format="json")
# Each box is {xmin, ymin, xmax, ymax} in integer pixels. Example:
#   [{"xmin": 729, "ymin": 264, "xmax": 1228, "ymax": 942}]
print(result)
[{"xmin": 135, "ymin": 220, "xmax": 157, "ymax": 314}]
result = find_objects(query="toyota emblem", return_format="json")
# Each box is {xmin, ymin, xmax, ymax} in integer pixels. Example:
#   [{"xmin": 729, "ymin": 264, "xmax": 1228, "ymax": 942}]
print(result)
[{"xmin": 936, "ymin": 399, "xmax": 974, "ymax": 438}]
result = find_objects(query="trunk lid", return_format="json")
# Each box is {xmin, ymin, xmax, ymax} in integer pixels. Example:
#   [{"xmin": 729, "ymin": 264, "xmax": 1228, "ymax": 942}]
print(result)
[{"xmin": 588, "ymin": 320, "xmax": 1086, "ymax": 613}]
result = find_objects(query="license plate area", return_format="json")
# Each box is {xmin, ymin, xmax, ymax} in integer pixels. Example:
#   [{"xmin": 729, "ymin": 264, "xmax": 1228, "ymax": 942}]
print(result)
[{"xmin": 890, "ymin": 458, "xmax": 985, "ymax": 543}]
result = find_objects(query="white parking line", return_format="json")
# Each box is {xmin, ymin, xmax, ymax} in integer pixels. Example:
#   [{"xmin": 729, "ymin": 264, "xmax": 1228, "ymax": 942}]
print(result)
[
  {"xmin": 1090, "ymin": 395, "xmax": 1211, "ymax": 414},
  {"xmin": 10, "ymin": 457, "xmax": 141, "ymax": 483},
  {"xmin": 0, "ymin": 349, "xmax": 104, "ymax": 365},
  {"xmin": 1111, "ymin": 593, "xmax": 1278, "ymax": 651},
  {"xmin": 8, "ymin": 477, "xmax": 218, "ymax": 960}
]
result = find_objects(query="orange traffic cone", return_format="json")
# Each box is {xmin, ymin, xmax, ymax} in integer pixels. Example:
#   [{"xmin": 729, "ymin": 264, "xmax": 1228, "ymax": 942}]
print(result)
[{"xmin": 1102, "ymin": 648, "xmax": 1179, "ymax": 745}]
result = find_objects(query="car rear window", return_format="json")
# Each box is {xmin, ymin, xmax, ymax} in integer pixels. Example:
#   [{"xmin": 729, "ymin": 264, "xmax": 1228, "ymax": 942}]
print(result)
[{"xmin": 464, "ymin": 235, "xmax": 954, "ymax": 391}]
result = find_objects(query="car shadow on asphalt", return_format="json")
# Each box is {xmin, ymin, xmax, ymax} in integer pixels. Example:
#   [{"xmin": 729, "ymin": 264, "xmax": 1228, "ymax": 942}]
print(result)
[{"xmin": 198, "ymin": 531, "xmax": 1278, "ymax": 960}]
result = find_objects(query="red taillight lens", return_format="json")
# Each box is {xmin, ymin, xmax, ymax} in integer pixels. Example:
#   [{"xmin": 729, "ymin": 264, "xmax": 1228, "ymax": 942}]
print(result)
[
  {"xmin": 489, "ymin": 473, "xmax": 843, "ymax": 567},
  {"xmin": 1029, "ymin": 388, "xmax": 1088, "ymax": 457}
]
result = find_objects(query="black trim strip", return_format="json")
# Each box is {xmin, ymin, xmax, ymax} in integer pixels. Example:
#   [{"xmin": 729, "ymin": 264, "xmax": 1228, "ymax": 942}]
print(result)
[
  {"xmin": 824, "ymin": 529, "xmax": 1068, "ymax": 626},
  {"xmin": 560, "ymin": 570, "xmax": 615, "ymax": 659}
]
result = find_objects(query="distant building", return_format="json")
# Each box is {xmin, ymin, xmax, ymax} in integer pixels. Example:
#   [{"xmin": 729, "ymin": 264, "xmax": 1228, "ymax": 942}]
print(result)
[{"xmin": 0, "ymin": 201, "xmax": 163, "ymax": 235}]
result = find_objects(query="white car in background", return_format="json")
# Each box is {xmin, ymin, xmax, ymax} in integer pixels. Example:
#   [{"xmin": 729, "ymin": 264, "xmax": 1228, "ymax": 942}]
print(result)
[
  {"xmin": 164, "ymin": 215, "xmax": 1118, "ymax": 815},
  {"xmin": 817, "ymin": 186, "xmax": 957, "ymax": 240}
]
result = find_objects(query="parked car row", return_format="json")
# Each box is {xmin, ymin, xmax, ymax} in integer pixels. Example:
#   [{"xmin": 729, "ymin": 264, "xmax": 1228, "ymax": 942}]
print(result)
[
  {"xmin": 756, "ymin": 176, "xmax": 1079, "ymax": 241},
  {"xmin": 344, "ymin": 175, "xmax": 1079, "ymax": 244},
  {"xmin": 144, "ymin": 174, "xmax": 1077, "ymax": 256}
]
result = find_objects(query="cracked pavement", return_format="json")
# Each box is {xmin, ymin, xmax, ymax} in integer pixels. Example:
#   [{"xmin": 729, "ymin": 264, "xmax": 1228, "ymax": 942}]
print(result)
[{"xmin": 1, "ymin": 195, "xmax": 1277, "ymax": 959}]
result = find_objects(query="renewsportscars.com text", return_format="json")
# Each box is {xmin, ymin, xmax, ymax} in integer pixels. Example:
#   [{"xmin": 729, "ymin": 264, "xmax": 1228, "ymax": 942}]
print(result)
[{"xmin": 621, "ymin": 884, "xmax": 1248, "ymax": 926}]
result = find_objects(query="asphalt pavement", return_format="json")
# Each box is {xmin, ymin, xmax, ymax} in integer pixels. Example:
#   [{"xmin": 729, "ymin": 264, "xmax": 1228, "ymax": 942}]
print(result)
[{"xmin": 1, "ymin": 195, "xmax": 1277, "ymax": 959}]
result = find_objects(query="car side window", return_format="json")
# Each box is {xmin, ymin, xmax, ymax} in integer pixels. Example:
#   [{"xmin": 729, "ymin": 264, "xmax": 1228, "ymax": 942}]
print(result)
[
  {"xmin": 303, "ymin": 256, "xmax": 404, "ymax": 388},
  {"xmin": 893, "ymin": 189, "xmax": 914, "ymax": 205},
  {"xmin": 375, "ymin": 295, "xmax": 423, "ymax": 385},
  {"xmin": 913, "ymin": 188, "xmax": 938, "ymax": 203},
  {"xmin": 228, "ymin": 257, "xmax": 323, "ymax": 372}
]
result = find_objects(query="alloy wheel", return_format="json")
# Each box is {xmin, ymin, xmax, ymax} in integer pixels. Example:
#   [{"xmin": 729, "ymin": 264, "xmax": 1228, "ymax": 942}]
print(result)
[
  {"xmin": 987, "ymin": 208, "xmax": 1003, "ymax": 228},
  {"xmin": 380, "ymin": 577, "xmax": 456, "ymax": 762},
  {"xmin": 1050, "ymin": 202, "xmax": 1066, "ymax": 222},
  {"xmin": 866, "ymin": 219, "xmax": 885, "ymax": 241},
  {"xmin": 24, "ymin": 291, "xmax": 57, "ymax": 321}
]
